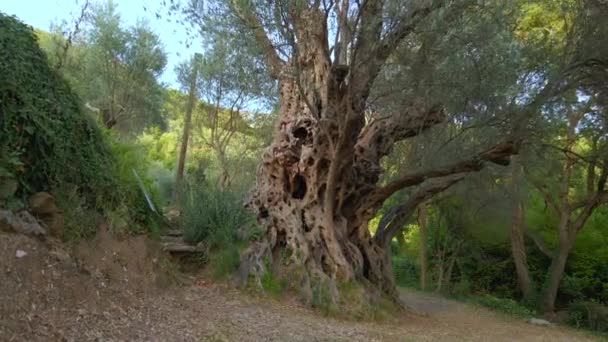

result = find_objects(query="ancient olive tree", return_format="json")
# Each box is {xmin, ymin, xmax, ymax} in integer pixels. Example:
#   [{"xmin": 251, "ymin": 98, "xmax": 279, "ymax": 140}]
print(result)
[{"xmin": 177, "ymin": 0, "xmax": 565, "ymax": 298}]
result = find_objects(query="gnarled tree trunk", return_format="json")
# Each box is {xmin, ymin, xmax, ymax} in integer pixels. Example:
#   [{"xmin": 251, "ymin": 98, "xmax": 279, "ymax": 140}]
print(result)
[
  {"xmin": 235, "ymin": 3, "xmax": 519, "ymax": 300},
  {"xmin": 240, "ymin": 8, "xmax": 448, "ymax": 297}
]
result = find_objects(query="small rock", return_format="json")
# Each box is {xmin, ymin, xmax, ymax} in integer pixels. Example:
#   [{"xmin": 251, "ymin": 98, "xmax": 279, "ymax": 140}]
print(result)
[
  {"xmin": 29, "ymin": 192, "xmax": 58, "ymax": 215},
  {"xmin": 16, "ymin": 249, "xmax": 28, "ymax": 258},
  {"xmin": 527, "ymin": 318, "xmax": 553, "ymax": 326},
  {"xmin": 0, "ymin": 209, "xmax": 46, "ymax": 236},
  {"xmin": 29, "ymin": 192, "xmax": 63, "ymax": 237},
  {"xmin": 0, "ymin": 209, "xmax": 20, "ymax": 232},
  {"xmin": 163, "ymin": 207, "xmax": 181, "ymax": 223},
  {"xmin": 49, "ymin": 249, "xmax": 71, "ymax": 263},
  {"xmin": 16, "ymin": 210, "xmax": 47, "ymax": 236}
]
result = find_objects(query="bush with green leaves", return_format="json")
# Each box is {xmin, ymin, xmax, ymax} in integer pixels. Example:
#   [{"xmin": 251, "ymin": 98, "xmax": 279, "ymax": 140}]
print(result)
[
  {"xmin": 178, "ymin": 183, "xmax": 259, "ymax": 278},
  {"xmin": 260, "ymin": 267, "xmax": 288, "ymax": 298},
  {"xmin": 178, "ymin": 183, "xmax": 256, "ymax": 247},
  {"xmin": 392, "ymin": 256, "xmax": 420, "ymax": 288},
  {"xmin": 568, "ymin": 301, "xmax": 608, "ymax": 333},
  {"xmin": 468, "ymin": 294, "xmax": 537, "ymax": 318},
  {"xmin": 209, "ymin": 246, "xmax": 241, "ymax": 280}
]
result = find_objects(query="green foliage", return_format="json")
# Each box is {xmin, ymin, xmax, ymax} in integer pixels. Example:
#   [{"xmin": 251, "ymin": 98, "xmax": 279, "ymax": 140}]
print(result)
[
  {"xmin": 458, "ymin": 245, "xmax": 520, "ymax": 299},
  {"xmin": 104, "ymin": 137, "xmax": 160, "ymax": 226},
  {"xmin": 54, "ymin": 185, "xmax": 98, "ymax": 241},
  {"xmin": 146, "ymin": 161, "xmax": 175, "ymax": 206},
  {"xmin": 209, "ymin": 245, "xmax": 241, "ymax": 280},
  {"xmin": 0, "ymin": 13, "xmax": 113, "ymax": 203},
  {"xmin": 178, "ymin": 182, "xmax": 256, "ymax": 247},
  {"xmin": 176, "ymin": 182, "xmax": 261, "ymax": 280},
  {"xmin": 0, "ymin": 13, "xmax": 161, "ymax": 239},
  {"xmin": 38, "ymin": 0, "xmax": 168, "ymax": 134},
  {"xmin": 137, "ymin": 125, "xmax": 178, "ymax": 170},
  {"xmin": 337, "ymin": 282, "xmax": 399, "ymax": 321},
  {"xmin": 138, "ymin": 87, "xmax": 267, "ymax": 193},
  {"xmin": 451, "ymin": 277, "xmax": 472, "ymax": 297},
  {"xmin": 310, "ymin": 277, "xmax": 338, "ymax": 316},
  {"xmin": 392, "ymin": 256, "xmax": 420, "ymax": 288},
  {"xmin": 260, "ymin": 268, "xmax": 288, "ymax": 298},
  {"xmin": 468, "ymin": 294, "xmax": 537, "ymax": 318},
  {"xmin": 568, "ymin": 301, "xmax": 608, "ymax": 333}
]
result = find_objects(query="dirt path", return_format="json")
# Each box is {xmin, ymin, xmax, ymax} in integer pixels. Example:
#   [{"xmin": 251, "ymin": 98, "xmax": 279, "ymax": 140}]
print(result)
[
  {"xmin": 5, "ymin": 283, "xmax": 595, "ymax": 341},
  {"xmin": 398, "ymin": 289, "xmax": 598, "ymax": 341},
  {"xmin": 0, "ymin": 232, "xmax": 598, "ymax": 341}
]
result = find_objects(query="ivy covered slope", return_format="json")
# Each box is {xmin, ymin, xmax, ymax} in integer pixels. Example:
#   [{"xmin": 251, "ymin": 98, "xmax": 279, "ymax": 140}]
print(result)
[
  {"xmin": 0, "ymin": 13, "xmax": 154, "ymax": 235},
  {"xmin": 0, "ymin": 13, "xmax": 113, "ymax": 199}
]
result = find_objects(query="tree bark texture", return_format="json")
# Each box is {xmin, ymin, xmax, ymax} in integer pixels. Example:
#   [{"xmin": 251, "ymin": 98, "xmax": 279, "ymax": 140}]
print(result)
[
  {"xmin": 236, "ymin": 4, "xmax": 519, "ymax": 299},
  {"xmin": 418, "ymin": 205, "xmax": 428, "ymax": 291},
  {"xmin": 509, "ymin": 155, "xmax": 533, "ymax": 299},
  {"xmin": 174, "ymin": 54, "xmax": 201, "ymax": 198}
]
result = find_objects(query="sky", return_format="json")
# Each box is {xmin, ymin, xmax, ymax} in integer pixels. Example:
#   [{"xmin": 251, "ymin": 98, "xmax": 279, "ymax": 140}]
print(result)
[{"xmin": 1, "ymin": 0, "xmax": 197, "ymax": 87}]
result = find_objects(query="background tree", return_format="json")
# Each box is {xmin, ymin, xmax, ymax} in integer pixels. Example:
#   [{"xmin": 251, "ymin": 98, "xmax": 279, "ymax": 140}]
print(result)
[
  {"xmin": 509, "ymin": 155, "xmax": 533, "ymax": 300},
  {"xmin": 174, "ymin": 53, "xmax": 202, "ymax": 198},
  {"xmin": 522, "ymin": 97, "xmax": 607, "ymax": 313},
  {"xmin": 86, "ymin": 1, "xmax": 167, "ymax": 132},
  {"xmin": 39, "ymin": 0, "xmax": 168, "ymax": 134},
  {"xmin": 191, "ymin": 39, "xmax": 269, "ymax": 189},
  {"xmin": 508, "ymin": 0, "xmax": 608, "ymax": 313}
]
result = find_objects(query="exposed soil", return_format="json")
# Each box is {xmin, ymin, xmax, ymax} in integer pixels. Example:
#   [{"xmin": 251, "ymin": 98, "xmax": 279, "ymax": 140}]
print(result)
[{"xmin": 0, "ymin": 231, "xmax": 598, "ymax": 341}]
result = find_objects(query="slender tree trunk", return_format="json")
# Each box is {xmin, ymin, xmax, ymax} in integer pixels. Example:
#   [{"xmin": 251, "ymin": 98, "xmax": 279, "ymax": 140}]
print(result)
[
  {"xmin": 444, "ymin": 244, "xmax": 460, "ymax": 291},
  {"xmin": 396, "ymin": 232, "xmax": 406, "ymax": 246},
  {"xmin": 174, "ymin": 54, "xmax": 201, "ymax": 199},
  {"xmin": 543, "ymin": 215, "xmax": 575, "ymax": 313},
  {"xmin": 509, "ymin": 155, "xmax": 533, "ymax": 299},
  {"xmin": 418, "ymin": 205, "xmax": 428, "ymax": 291},
  {"xmin": 541, "ymin": 112, "xmax": 578, "ymax": 313},
  {"xmin": 436, "ymin": 252, "xmax": 445, "ymax": 293},
  {"xmin": 543, "ymin": 241, "xmax": 574, "ymax": 313},
  {"xmin": 217, "ymin": 151, "xmax": 231, "ymax": 190},
  {"xmin": 531, "ymin": 109, "xmax": 608, "ymax": 313}
]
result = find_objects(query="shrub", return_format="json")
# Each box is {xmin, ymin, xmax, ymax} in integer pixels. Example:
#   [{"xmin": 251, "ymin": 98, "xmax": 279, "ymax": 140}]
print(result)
[
  {"xmin": 103, "ymin": 137, "xmax": 161, "ymax": 228},
  {"xmin": 260, "ymin": 267, "xmax": 288, "ymax": 297},
  {"xmin": 452, "ymin": 277, "xmax": 472, "ymax": 297},
  {"xmin": 147, "ymin": 161, "xmax": 174, "ymax": 206},
  {"xmin": 178, "ymin": 183, "xmax": 256, "ymax": 247},
  {"xmin": 568, "ymin": 301, "xmax": 608, "ymax": 332},
  {"xmin": 54, "ymin": 185, "xmax": 98, "ymax": 241},
  {"xmin": 337, "ymin": 281, "xmax": 399, "ymax": 321},
  {"xmin": 311, "ymin": 276, "xmax": 338, "ymax": 315},
  {"xmin": 209, "ymin": 245, "xmax": 241, "ymax": 279},
  {"xmin": 469, "ymin": 294, "xmax": 536, "ymax": 318},
  {"xmin": 392, "ymin": 256, "xmax": 419, "ymax": 288}
]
